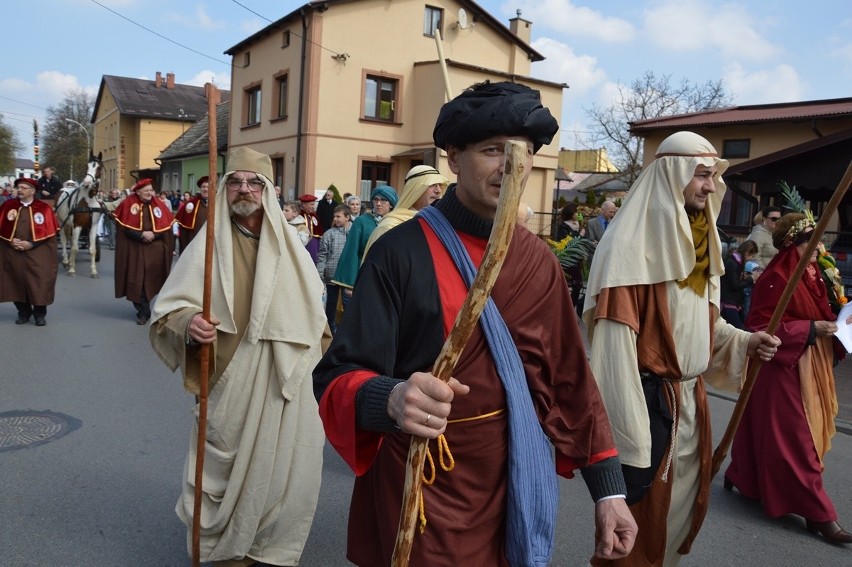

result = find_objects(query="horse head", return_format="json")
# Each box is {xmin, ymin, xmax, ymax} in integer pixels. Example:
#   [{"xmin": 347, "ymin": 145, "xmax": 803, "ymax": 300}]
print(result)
[{"xmin": 81, "ymin": 151, "xmax": 103, "ymax": 193}]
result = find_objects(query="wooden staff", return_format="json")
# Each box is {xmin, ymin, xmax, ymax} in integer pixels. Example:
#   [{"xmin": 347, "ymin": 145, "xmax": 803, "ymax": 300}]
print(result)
[
  {"xmin": 434, "ymin": 29, "xmax": 452, "ymax": 101},
  {"xmin": 711, "ymin": 159, "xmax": 852, "ymax": 477},
  {"xmin": 390, "ymin": 140, "xmax": 528, "ymax": 567},
  {"xmin": 192, "ymin": 82, "xmax": 220, "ymax": 567}
]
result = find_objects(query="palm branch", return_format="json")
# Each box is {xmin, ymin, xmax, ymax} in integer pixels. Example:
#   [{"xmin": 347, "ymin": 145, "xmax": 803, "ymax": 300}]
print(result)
[{"xmin": 552, "ymin": 238, "xmax": 594, "ymax": 269}]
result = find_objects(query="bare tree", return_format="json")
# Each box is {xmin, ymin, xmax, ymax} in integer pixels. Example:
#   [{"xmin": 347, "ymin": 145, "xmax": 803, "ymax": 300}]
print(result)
[
  {"xmin": 42, "ymin": 89, "xmax": 95, "ymax": 182},
  {"xmin": 585, "ymin": 71, "xmax": 733, "ymax": 182},
  {"xmin": 0, "ymin": 116, "xmax": 22, "ymax": 174}
]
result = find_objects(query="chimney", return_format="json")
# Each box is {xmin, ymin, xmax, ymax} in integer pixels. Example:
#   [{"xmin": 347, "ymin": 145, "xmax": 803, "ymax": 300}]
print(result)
[
  {"xmin": 509, "ymin": 10, "xmax": 532, "ymax": 45},
  {"xmin": 166, "ymin": 72, "xmax": 175, "ymax": 89},
  {"xmin": 155, "ymin": 71, "xmax": 162, "ymax": 88}
]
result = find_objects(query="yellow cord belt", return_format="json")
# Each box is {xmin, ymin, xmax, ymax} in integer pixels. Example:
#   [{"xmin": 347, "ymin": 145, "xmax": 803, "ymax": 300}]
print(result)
[{"xmin": 418, "ymin": 408, "xmax": 506, "ymax": 533}]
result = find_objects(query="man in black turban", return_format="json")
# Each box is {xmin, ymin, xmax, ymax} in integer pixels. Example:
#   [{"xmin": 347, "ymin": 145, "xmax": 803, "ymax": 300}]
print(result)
[
  {"xmin": 433, "ymin": 80, "xmax": 559, "ymax": 153},
  {"xmin": 315, "ymin": 80, "xmax": 636, "ymax": 565}
]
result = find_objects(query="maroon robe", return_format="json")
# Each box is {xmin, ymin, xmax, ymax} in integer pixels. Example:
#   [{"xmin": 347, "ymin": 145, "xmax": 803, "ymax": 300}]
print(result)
[
  {"xmin": 726, "ymin": 244, "xmax": 841, "ymax": 522},
  {"xmin": 315, "ymin": 209, "xmax": 618, "ymax": 566}
]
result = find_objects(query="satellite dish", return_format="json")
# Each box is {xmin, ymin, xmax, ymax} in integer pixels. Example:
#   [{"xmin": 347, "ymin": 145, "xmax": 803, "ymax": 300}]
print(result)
[{"xmin": 457, "ymin": 8, "xmax": 470, "ymax": 30}]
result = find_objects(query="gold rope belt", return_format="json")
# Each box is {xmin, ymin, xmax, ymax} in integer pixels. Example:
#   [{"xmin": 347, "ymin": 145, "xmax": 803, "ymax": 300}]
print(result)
[{"xmin": 418, "ymin": 408, "xmax": 506, "ymax": 533}]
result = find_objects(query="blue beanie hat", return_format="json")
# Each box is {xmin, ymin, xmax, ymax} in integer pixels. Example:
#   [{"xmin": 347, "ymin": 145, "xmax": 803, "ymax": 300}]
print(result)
[{"xmin": 371, "ymin": 185, "xmax": 398, "ymax": 208}]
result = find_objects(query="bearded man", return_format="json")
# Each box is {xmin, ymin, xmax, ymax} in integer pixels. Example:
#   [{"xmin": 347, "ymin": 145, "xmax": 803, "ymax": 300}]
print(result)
[{"xmin": 150, "ymin": 147, "xmax": 327, "ymax": 567}]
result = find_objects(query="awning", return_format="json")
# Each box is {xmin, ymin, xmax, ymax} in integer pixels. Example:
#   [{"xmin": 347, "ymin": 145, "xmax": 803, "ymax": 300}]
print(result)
[
  {"xmin": 392, "ymin": 147, "xmax": 434, "ymax": 158},
  {"xmin": 725, "ymin": 128, "xmax": 852, "ymax": 196}
]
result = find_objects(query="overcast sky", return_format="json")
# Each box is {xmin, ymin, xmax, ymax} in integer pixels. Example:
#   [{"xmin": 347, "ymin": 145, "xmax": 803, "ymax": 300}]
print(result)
[{"xmin": 3, "ymin": 0, "xmax": 850, "ymax": 160}]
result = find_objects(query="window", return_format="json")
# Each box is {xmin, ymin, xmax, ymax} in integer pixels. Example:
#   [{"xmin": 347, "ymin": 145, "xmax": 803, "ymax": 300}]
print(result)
[
  {"xmin": 272, "ymin": 157, "xmax": 285, "ymax": 190},
  {"xmin": 722, "ymin": 139, "xmax": 750, "ymax": 159},
  {"xmin": 364, "ymin": 75, "xmax": 398, "ymax": 122},
  {"xmin": 243, "ymin": 51, "xmax": 251, "ymax": 67},
  {"xmin": 282, "ymin": 30, "xmax": 291, "ymax": 48},
  {"xmin": 360, "ymin": 161, "xmax": 391, "ymax": 200},
  {"xmin": 274, "ymin": 73, "xmax": 289, "ymax": 119},
  {"xmin": 187, "ymin": 173, "xmax": 195, "ymax": 189},
  {"xmin": 245, "ymin": 84, "xmax": 262, "ymax": 126},
  {"xmin": 424, "ymin": 6, "xmax": 443, "ymax": 37}
]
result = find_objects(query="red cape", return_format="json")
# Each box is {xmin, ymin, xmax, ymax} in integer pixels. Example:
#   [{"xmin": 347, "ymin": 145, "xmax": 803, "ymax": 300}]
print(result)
[
  {"xmin": 113, "ymin": 194, "xmax": 174, "ymax": 233},
  {"xmin": 174, "ymin": 196, "xmax": 207, "ymax": 230},
  {"xmin": 0, "ymin": 199, "xmax": 60, "ymax": 242}
]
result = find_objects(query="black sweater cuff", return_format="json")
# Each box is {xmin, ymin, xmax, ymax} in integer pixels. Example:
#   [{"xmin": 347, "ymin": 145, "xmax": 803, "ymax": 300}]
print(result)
[
  {"xmin": 580, "ymin": 456, "xmax": 627, "ymax": 502},
  {"xmin": 355, "ymin": 375, "xmax": 404, "ymax": 432}
]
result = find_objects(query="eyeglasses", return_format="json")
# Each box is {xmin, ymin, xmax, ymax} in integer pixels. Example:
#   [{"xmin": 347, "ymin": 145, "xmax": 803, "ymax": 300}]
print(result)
[
  {"xmin": 766, "ymin": 216, "xmax": 781, "ymax": 221},
  {"xmin": 226, "ymin": 178, "xmax": 264, "ymax": 191},
  {"xmin": 372, "ymin": 197, "xmax": 390, "ymax": 203}
]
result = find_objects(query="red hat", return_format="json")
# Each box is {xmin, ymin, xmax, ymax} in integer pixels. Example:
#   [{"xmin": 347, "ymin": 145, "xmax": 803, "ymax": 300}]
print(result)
[
  {"xmin": 196, "ymin": 176, "xmax": 210, "ymax": 188},
  {"xmin": 132, "ymin": 178, "xmax": 154, "ymax": 192},
  {"xmin": 14, "ymin": 178, "xmax": 38, "ymax": 189},
  {"xmin": 297, "ymin": 194, "xmax": 317, "ymax": 202}
]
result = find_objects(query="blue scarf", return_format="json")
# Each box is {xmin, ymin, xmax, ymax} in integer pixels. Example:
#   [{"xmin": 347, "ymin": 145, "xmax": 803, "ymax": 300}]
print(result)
[{"xmin": 418, "ymin": 206, "xmax": 557, "ymax": 567}]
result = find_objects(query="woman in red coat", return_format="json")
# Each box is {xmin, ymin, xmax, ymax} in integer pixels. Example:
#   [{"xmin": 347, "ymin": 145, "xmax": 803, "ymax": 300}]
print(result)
[{"xmin": 725, "ymin": 212, "xmax": 852, "ymax": 545}]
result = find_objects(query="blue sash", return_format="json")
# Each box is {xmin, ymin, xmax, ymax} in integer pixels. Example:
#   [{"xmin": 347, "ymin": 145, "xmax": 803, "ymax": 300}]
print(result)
[{"xmin": 418, "ymin": 206, "xmax": 557, "ymax": 566}]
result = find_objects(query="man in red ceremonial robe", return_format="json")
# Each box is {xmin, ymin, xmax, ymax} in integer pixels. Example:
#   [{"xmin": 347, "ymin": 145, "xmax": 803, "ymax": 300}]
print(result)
[
  {"xmin": 298, "ymin": 193, "xmax": 322, "ymax": 262},
  {"xmin": 175, "ymin": 175, "xmax": 210, "ymax": 254},
  {"xmin": 314, "ymin": 81, "xmax": 636, "ymax": 566},
  {"xmin": 113, "ymin": 178, "xmax": 175, "ymax": 325},
  {"xmin": 0, "ymin": 178, "xmax": 60, "ymax": 326}
]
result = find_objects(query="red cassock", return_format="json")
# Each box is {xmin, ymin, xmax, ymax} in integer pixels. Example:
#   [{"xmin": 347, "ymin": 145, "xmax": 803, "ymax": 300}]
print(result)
[{"xmin": 0, "ymin": 199, "xmax": 60, "ymax": 242}]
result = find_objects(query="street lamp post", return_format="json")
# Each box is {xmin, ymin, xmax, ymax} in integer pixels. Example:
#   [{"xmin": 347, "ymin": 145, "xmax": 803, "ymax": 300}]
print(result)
[{"xmin": 65, "ymin": 118, "xmax": 91, "ymax": 168}]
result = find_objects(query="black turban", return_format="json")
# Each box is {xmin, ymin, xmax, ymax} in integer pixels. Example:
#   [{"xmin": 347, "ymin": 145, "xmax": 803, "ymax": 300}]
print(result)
[{"xmin": 433, "ymin": 81, "xmax": 559, "ymax": 154}]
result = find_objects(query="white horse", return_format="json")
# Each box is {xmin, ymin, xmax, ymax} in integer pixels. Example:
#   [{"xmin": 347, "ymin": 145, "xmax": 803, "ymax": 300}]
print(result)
[{"xmin": 55, "ymin": 152, "xmax": 103, "ymax": 277}]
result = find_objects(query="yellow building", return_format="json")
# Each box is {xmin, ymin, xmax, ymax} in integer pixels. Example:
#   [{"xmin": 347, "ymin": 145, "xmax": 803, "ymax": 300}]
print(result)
[
  {"xmin": 224, "ymin": 0, "xmax": 565, "ymax": 211},
  {"xmin": 558, "ymin": 148, "xmax": 619, "ymax": 174},
  {"xmin": 91, "ymin": 72, "xmax": 230, "ymax": 191}
]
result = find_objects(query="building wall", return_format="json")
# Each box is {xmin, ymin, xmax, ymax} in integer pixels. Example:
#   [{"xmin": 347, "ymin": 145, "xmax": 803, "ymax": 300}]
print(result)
[
  {"xmin": 640, "ymin": 119, "xmax": 852, "ymax": 167},
  {"xmin": 227, "ymin": 0, "xmax": 561, "ymax": 209}
]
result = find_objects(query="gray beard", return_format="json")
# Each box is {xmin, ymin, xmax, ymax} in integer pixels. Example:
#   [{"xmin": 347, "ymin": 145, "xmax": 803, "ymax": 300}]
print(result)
[{"xmin": 231, "ymin": 199, "xmax": 260, "ymax": 217}]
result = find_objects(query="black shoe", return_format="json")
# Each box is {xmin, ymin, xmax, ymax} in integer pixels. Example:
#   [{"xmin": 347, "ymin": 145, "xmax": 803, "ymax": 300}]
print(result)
[
  {"xmin": 34, "ymin": 316, "xmax": 46, "ymax": 326},
  {"xmin": 806, "ymin": 520, "xmax": 852, "ymax": 544},
  {"xmin": 15, "ymin": 315, "xmax": 30, "ymax": 325},
  {"xmin": 136, "ymin": 315, "xmax": 149, "ymax": 325}
]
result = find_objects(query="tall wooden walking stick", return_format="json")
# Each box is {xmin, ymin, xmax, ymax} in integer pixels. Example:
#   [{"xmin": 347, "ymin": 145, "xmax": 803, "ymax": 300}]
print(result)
[
  {"xmin": 711, "ymin": 159, "xmax": 852, "ymax": 478},
  {"xmin": 191, "ymin": 82, "xmax": 220, "ymax": 567},
  {"xmin": 390, "ymin": 140, "xmax": 529, "ymax": 567}
]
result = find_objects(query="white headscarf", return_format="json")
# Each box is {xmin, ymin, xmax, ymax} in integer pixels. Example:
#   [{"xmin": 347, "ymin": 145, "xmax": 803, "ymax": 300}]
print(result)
[
  {"xmin": 151, "ymin": 147, "xmax": 325, "ymax": 347},
  {"xmin": 363, "ymin": 166, "xmax": 449, "ymax": 256},
  {"xmin": 584, "ymin": 131, "xmax": 729, "ymax": 319}
]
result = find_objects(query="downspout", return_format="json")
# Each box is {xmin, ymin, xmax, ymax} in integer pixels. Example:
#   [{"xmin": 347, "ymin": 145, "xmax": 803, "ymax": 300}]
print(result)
[
  {"xmin": 295, "ymin": 8, "xmax": 309, "ymax": 195},
  {"xmin": 811, "ymin": 118, "xmax": 823, "ymax": 138}
]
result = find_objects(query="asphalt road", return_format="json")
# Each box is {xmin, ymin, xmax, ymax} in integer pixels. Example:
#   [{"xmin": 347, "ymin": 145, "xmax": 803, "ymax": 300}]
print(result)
[{"xmin": 0, "ymin": 248, "xmax": 849, "ymax": 566}]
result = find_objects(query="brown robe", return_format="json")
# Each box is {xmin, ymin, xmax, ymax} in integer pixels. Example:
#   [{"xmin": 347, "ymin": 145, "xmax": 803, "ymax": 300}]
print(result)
[
  {"xmin": 114, "ymin": 201, "xmax": 174, "ymax": 302},
  {"xmin": 591, "ymin": 284, "xmax": 713, "ymax": 567},
  {"xmin": 0, "ymin": 205, "xmax": 58, "ymax": 306}
]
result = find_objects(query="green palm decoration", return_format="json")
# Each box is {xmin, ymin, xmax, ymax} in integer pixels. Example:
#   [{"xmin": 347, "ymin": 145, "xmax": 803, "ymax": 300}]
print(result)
[
  {"xmin": 547, "ymin": 236, "xmax": 594, "ymax": 269},
  {"xmin": 777, "ymin": 180, "xmax": 807, "ymax": 214}
]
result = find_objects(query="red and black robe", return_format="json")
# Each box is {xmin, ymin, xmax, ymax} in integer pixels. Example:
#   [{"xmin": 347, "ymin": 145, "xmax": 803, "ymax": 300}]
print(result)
[{"xmin": 314, "ymin": 191, "xmax": 619, "ymax": 566}]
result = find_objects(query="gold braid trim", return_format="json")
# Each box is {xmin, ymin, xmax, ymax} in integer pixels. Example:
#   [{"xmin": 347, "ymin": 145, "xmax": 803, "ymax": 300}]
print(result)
[
  {"xmin": 417, "ymin": 408, "xmax": 506, "ymax": 533},
  {"xmin": 677, "ymin": 211, "xmax": 710, "ymax": 296}
]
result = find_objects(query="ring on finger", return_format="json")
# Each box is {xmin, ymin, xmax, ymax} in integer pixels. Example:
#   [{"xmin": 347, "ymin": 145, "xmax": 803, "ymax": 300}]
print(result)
[{"xmin": 423, "ymin": 413, "xmax": 432, "ymax": 426}]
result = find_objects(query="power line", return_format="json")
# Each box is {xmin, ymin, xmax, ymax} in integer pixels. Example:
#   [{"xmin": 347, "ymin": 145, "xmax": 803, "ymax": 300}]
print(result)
[
  {"xmin": 89, "ymin": 0, "xmax": 234, "ymax": 67},
  {"xmin": 0, "ymin": 94, "xmax": 49, "ymax": 112},
  {"xmin": 229, "ymin": 0, "xmax": 347, "ymax": 57}
]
